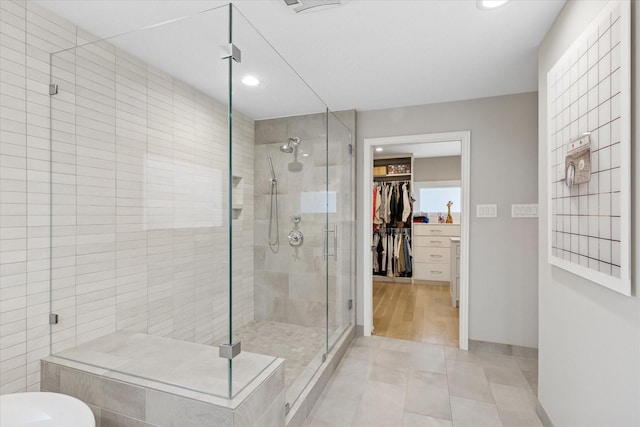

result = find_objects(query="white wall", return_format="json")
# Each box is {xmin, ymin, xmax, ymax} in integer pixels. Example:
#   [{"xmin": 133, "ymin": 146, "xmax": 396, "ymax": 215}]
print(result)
[
  {"xmin": 538, "ymin": 1, "xmax": 640, "ymax": 426},
  {"xmin": 357, "ymin": 92, "xmax": 539, "ymax": 348},
  {"xmin": 0, "ymin": 0, "xmax": 255, "ymax": 394}
]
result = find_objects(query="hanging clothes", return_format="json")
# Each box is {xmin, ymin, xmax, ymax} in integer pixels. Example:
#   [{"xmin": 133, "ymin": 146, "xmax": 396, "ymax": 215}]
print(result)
[
  {"xmin": 375, "ymin": 185, "xmax": 383, "ymax": 225},
  {"xmin": 403, "ymin": 232, "xmax": 412, "ymax": 274},
  {"xmin": 372, "ymin": 187, "xmax": 378, "ymax": 223},
  {"xmin": 389, "ymin": 185, "xmax": 397, "ymax": 224},
  {"xmin": 386, "ymin": 232, "xmax": 394, "ymax": 277},
  {"xmin": 371, "ymin": 181, "xmax": 412, "ymax": 227},
  {"xmin": 397, "ymin": 233, "xmax": 406, "ymax": 274},
  {"xmin": 381, "ymin": 231, "xmax": 388, "ymax": 275},
  {"xmin": 393, "ymin": 232, "xmax": 401, "ymax": 275},
  {"xmin": 371, "ymin": 228, "xmax": 412, "ymax": 278},
  {"xmin": 395, "ymin": 184, "xmax": 404, "ymax": 225},
  {"xmin": 379, "ymin": 185, "xmax": 387, "ymax": 225},
  {"xmin": 401, "ymin": 183, "xmax": 412, "ymax": 222}
]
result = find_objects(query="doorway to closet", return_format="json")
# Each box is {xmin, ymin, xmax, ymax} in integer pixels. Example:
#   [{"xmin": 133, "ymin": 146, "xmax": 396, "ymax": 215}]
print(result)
[{"xmin": 362, "ymin": 131, "xmax": 470, "ymax": 350}]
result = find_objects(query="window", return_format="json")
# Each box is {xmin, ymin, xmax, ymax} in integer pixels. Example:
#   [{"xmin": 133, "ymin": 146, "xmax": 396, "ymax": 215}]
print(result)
[{"xmin": 415, "ymin": 181, "xmax": 461, "ymax": 214}]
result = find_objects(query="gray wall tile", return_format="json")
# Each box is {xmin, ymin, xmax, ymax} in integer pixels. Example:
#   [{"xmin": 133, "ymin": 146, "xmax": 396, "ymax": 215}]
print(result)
[
  {"xmin": 40, "ymin": 361, "xmax": 60, "ymax": 392},
  {"xmin": 146, "ymin": 390, "xmax": 233, "ymax": 427},
  {"xmin": 102, "ymin": 378, "xmax": 146, "ymax": 420},
  {"xmin": 59, "ymin": 367, "xmax": 104, "ymax": 407},
  {"xmin": 101, "ymin": 410, "xmax": 157, "ymax": 427},
  {"xmin": 250, "ymin": 391, "xmax": 284, "ymax": 427},
  {"xmin": 233, "ymin": 364, "xmax": 284, "ymax": 427}
]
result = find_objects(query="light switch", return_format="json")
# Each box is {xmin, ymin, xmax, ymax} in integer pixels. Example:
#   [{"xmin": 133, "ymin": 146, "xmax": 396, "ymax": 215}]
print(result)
[
  {"xmin": 512, "ymin": 204, "xmax": 538, "ymax": 218},
  {"xmin": 476, "ymin": 204, "xmax": 497, "ymax": 218}
]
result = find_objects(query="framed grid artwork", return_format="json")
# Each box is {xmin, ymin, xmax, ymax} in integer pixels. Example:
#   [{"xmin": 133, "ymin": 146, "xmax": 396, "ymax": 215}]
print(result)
[{"xmin": 547, "ymin": 1, "xmax": 631, "ymax": 296}]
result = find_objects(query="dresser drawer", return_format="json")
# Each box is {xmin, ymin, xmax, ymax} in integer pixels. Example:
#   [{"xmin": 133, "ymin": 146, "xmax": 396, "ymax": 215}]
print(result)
[
  {"xmin": 413, "ymin": 262, "xmax": 450, "ymax": 281},
  {"xmin": 414, "ymin": 235, "xmax": 451, "ymax": 248},
  {"xmin": 413, "ymin": 246, "xmax": 449, "ymax": 264},
  {"xmin": 414, "ymin": 224, "xmax": 460, "ymax": 237}
]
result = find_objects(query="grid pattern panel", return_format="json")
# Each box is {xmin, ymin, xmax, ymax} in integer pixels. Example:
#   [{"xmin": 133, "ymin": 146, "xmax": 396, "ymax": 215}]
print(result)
[{"xmin": 548, "ymin": 3, "xmax": 623, "ymax": 278}]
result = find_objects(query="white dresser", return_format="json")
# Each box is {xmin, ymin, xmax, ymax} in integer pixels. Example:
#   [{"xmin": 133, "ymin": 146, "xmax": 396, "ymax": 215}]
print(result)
[
  {"xmin": 412, "ymin": 224, "xmax": 460, "ymax": 282},
  {"xmin": 450, "ymin": 237, "xmax": 461, "ymax": 307}
]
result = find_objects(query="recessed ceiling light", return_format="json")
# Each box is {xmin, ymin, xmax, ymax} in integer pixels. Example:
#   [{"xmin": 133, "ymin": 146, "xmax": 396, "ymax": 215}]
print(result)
[
  {"xmin": 375, "ymin": 147, "xmax": 383, "ymax": 152},
  {"xmin": 242, "ymin": 75, "xmax": 260, "ymax": 86},
  {"xmin": 302, "ymin": 153, "xmax": 309, "ymax": 157},
  {"xmin": 477, "ymin": 0, "xmax": 509, "ymax": 10}
]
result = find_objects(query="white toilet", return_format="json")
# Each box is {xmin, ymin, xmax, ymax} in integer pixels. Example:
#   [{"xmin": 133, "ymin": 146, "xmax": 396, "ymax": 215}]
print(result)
[{"xmin": 0, "ymin": 392, "xmax": 95, "ymax": 427}]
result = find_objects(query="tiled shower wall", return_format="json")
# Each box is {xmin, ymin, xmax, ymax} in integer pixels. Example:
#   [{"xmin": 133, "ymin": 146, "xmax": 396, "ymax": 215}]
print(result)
[
  {"xmin": 0, "ymin": 0, "xmax": 254, "ymax": 393},
  {"xmin": 253, "ymin": 111, "xmax": 354, "ymax": 332}
]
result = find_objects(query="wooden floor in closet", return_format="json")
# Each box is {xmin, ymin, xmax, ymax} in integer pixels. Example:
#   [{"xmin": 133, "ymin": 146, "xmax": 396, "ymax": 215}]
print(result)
[{"xmin": 373, "ymin": 281, "xmax": 459, "ymax": 347}]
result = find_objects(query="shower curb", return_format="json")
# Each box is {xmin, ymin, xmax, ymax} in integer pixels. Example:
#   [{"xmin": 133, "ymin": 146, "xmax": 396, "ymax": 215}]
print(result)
[{"xmin": 285, "ymin": 325, "xmax": 356, "ymax": 427}]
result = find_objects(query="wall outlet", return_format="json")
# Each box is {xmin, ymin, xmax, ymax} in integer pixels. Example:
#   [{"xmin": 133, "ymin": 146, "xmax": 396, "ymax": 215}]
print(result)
[{"xmin": 476, "ymin": 204, "xmax": 497, "ymax": 218}]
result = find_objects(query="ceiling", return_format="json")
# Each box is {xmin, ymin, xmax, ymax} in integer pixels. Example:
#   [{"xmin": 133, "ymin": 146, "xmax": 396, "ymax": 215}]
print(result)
[{"xmin": 35, "ymin": 0, "xmax": 565, "ymax": 120}]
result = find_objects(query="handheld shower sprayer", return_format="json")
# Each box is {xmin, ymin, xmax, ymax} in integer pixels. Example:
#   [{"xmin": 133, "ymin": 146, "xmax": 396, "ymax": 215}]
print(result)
[
  {"xmin": 268, "ymin": 157, "xmax": 279, "ymax": 251},
  {"xmin": 268, "ymin": 157, "xmax": 277, "ymax": 183}
]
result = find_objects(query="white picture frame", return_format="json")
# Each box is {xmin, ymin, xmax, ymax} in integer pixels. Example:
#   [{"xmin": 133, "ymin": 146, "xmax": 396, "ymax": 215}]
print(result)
[{"xmin": 547, "ymin": 0, "xmax": 631, "ymax": 296}]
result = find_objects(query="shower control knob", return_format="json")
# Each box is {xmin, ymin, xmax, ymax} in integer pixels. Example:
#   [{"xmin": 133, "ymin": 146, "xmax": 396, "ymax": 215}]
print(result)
[
  {"xmin": 288, "ymin": 229, "xmax": 304, "ymax": 247},
  {"xmin": 290, "ymin": 214, "xmax": 301, "ymax": 224}
]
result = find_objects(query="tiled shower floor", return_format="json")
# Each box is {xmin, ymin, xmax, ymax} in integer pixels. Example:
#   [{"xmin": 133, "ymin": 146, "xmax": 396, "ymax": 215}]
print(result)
[{"xmin": 228, "ymin": 320, "xmax": 326, "ymax": 392}]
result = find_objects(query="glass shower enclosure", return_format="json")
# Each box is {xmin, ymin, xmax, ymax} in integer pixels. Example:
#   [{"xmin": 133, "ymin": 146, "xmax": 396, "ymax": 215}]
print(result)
[{"xmin": 47, "ymin": 2, "xmax": 355, "ymax": 413}]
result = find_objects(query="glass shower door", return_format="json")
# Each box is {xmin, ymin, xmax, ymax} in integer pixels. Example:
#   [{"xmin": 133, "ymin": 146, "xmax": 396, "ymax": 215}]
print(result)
[
  {"xmin": 230, "ymin": 5, "xmax": 331, "ymax": 409},
  {"xmin": 326, "ymin": 111, "xmax": 355, "ymax": 352}
]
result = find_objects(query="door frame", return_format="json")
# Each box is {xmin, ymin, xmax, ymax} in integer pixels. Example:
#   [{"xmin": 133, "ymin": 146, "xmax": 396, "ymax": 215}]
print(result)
[{"xmin": 361, "ymin": 131, "xmax": 470, "ymax": 350}]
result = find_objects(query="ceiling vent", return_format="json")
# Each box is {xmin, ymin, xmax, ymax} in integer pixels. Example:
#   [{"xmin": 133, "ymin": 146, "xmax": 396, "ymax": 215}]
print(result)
[{"xmin": 283, "ymin": 0, "xmax": 341, "ymax": 13}]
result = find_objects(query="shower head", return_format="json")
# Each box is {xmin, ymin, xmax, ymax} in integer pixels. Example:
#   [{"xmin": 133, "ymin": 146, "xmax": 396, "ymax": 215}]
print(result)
[
  {"xmin": 280, "ymin": 144, "xmax": 294, "ymax": 153},
  {"xmin": 280, "ymin": 137, "xmax": 301, "ymax": 153}
]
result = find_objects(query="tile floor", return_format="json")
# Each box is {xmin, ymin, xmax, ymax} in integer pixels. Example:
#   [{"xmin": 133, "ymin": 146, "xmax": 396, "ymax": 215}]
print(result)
[
  {"xmin": 304, "ymin": 336, "xmax": 541, "ymax": 427},
  {"xmin": 226, "ymin": 320, "xmax": 326, "ymax": 391}
]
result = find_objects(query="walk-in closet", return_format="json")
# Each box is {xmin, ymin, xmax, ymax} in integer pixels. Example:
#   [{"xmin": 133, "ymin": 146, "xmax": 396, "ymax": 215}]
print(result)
[{"xmin": 371, "ymin": 144, "xmax": 462, "ymax": 347}]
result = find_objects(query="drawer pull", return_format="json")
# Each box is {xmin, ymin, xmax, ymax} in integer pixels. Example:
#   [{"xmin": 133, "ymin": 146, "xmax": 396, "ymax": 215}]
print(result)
[
  {"xmin": 431, "ymin": 230, "xmax": 443, "ymax": 233},
  {"xmin": 430, "ymin": 240, "xmax": 441, "ymax": 244},
  {"xmin": 430, "ymin": 254, "xmax": 443, "ymax": 258},
  {"xmin": 430, "ymin": 270, "xmax": 443, "ymax": 274}
]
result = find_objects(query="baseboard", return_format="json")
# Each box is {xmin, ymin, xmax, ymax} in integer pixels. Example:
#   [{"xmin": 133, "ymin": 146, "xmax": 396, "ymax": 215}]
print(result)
[
  {"xmin": 536, "ymin": 400, "xmax": 555, "ymax": 427},
  {"xmin": 372, "ymin": 275, "xmax": 413, "ymax": 284},
  {"xmin": 412, "ymin": 279, "xmax": 450, "ymax": 287},
  {"xmin": 468, "ymin": 339, "xmax": 538, "ymax": 359},
  {"xmin": 356, "ymin": 324, "xmax": 364, "ymax": 336}
]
